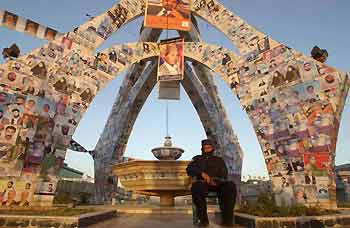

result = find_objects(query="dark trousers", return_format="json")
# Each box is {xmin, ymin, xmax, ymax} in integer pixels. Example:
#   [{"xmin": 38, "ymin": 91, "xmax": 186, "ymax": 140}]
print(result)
[{"xmin": 191, "ymin": 181, "xmax": 236, "ymax": 223}]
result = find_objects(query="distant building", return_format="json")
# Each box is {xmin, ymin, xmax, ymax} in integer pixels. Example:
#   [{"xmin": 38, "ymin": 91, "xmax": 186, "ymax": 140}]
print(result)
[
  {"xmin": 240, "ymin": 177, "xmax": 272, "ymax": 203},
  {"xmin": 59, "ymin": 163, "xmax": 84, "ymax": 179},
  {"xmin": 55, "ymin": 163, "xmax": 94, "ymax": 204}
]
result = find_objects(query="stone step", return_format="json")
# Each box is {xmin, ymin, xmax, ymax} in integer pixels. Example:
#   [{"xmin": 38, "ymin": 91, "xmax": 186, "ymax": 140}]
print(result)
[
  {"xmin": 106, "ymin": 205, "xmax": 219, "ymax": 214},
  {"xmin": 87, "ymin": 213, "xmax": 244, "ymax": 228}
]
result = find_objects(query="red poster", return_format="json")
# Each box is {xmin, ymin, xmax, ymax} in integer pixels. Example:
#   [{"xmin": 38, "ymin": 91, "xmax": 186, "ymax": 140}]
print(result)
[{"xmin": 144, "ymin": 0, "xmax": 191, "ymax": 31}]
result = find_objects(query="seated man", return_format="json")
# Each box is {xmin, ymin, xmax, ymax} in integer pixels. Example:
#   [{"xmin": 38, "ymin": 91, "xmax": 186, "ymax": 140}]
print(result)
[{"xmin": 186, "ymin": 139, "xmax": 236, "ymax": 227}]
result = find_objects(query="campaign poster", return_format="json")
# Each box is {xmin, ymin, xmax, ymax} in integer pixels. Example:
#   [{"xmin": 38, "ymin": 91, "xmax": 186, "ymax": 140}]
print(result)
[
  {"xmin": 144, "ymin": 0, "xmax": 191, "ymax": 31},
  {"xmin": 0, "ymin": 179, "xmax": 35, "ymax": 206},
  {"xmin": 158, "ymin": 38, "xmax": 184, "ymax": 81},
  {"xmin": 303, "ymin": 153, "xmax": 330, "ymax": 178},
  {"xmin": 2, "ymin": 11, "xmax": 18, "ymax": 29},
  {"xmin": 36, "ymin": 181, "xmax": 56, "ymax": 195}
]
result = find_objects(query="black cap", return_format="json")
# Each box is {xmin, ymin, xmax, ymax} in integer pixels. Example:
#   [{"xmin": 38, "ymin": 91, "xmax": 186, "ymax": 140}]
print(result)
[{"xmin": 201, "ymin": 139, "xmax": 214, "ymax": 147}]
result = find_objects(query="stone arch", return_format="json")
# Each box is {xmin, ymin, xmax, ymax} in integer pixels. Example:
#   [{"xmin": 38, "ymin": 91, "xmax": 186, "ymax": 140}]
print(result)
[
  {"xmin": 96, "ymin": 41, "xmax": 349, "ymax": 207},
  {"xmin": 72, "ymin": 0, "xmax": 279, "ymax": 55},
  {"xmin": 88, "ymin": 13, "xmax": 245, "ymax": 201},
  {"xmin": 91, "ymin": 41, "xmax": 243, "ymax": 202}
]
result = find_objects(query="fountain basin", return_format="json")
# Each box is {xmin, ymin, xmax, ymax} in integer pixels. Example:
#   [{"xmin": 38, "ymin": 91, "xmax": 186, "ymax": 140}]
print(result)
[
  {"xmin": 113, "ymin": 160, "xmax": 191, "ymax": 206},
  {"xmin": 151, "ymin": 147, "xmax": 184, "ymax": 160}
]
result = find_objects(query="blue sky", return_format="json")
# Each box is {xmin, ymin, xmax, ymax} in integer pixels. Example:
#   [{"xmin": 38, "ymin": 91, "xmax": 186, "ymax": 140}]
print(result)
[{"xmin": 0, "ymin": 0, "xmax": 349, "ymax": 178}]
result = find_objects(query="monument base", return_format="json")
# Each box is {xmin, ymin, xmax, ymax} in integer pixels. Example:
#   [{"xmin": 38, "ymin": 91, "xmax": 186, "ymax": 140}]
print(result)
[
  {"xmin": 160, "ymin": 192, "xmax": 175, "ymax": 206},
  {"xmin": 114, "ymin": 160, "xmax": 191, "ymax": 207}
]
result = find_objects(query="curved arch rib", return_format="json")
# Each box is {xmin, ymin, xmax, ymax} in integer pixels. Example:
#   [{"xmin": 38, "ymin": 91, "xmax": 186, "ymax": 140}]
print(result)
[
  {"xmin": 0, "ymin": 9, "xmax": 64, "ymax": 41},
  {"xmin": 71, "ymin": 0, "xmax": 279, "ymax": 55}
]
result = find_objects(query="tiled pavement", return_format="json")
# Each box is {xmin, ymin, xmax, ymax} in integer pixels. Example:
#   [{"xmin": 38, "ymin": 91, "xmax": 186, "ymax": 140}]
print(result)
[{"xmin": 88, "ymin": 213, "xmax": 243, "ymax": 228}]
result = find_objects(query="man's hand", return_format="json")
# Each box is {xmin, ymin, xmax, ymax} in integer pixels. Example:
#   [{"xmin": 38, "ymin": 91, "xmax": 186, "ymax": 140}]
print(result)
[
  {"xmin": 201, "ymin": 172, "xmax": 217, "ymax": 186},
  {"xmin": 208, "ymin": 179, "xmax": 217, "ymax": 186},
  {"xmin": 201, "ymin": 172, "xmax": 211, "ymax": 184}
]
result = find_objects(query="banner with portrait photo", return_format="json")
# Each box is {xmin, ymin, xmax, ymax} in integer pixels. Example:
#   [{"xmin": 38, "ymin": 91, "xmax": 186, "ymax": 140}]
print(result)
[
  {"xmin": 2, "ymin": 11, "xmax": 18, "ymax": 30},
  {"xmin": 303, "ymin": 152, "xmax": 330, "ymax": 177},
  {"xmin": 144, "ymin": 0, "xmax": 191, "ymax": 31},
  {"xmin": 158, "ymin": 38, "xmax": 184, "ymax": 82},
  {"xmin": 35, "ymin": 181, "xmax": 56, "ymax": 195},
  {"xmin": 0, "ymin": 178, "xmax": 35, "ymax": 206}
]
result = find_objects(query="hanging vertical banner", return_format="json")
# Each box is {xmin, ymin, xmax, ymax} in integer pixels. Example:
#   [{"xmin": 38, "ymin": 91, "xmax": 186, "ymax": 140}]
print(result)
[
  {"xmin": 158, "ymin": 80, "xmax": 180, "ymax": 100},
  {"xmin": 144, "ymin": 0, "xmax": 191, "ymax": 31},
  {"xmin": 158, "ymin": 37, "xmax": 184, "ymax": 81}
]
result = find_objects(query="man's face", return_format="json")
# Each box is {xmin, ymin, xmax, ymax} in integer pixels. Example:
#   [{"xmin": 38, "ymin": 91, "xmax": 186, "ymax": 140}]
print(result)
[
  {"xmin": 22, "ymin": 115, "xmax": 29, "ymax": 124},
  {"xmin": 304, "ymin": 63, "xmax": 311, "ymax": 71},
  {"xmin": 198, "ymin": 45, "xmax": 203, "ymax": 52},
  {"xmin": 46, "ymin": 30, "xmax": 55, "ymax": 40},
  {"xmin": 72, "ymin": 104, "xmax": 79, "ymax": 113},
  {"xmin": 164, "ymin": 46, "xmax": 178, "ymax": 66},
  {"xmin": 62, "ymin": 38, "xmax": 72, "ymax": 49},
  {"xmin": 307, "ymin": 86, "xmax": 314, "ymax": 94},
  {"xmin": 7, "ymin": 182, "xmax": 13, "ymax": 188},
  {"xmin": 162, "ymin": 0, "xmax": 177, "ymax": 10},
  {"xmin": 203, "ymin": 144, "xmax": 214, "ymax": 153},
  {"xmin": 100, "ymin": 54, "xmax": 108, "ymax": 62},
  {"xmin": 265, "ymin": 143, "xmax": 270, "ymax": 150},
  {"xmin": 0, "ymin": 93, "xmax": 7, "ymax": 102},
  {"xmin": 12, "ymin": 110, "xmax": 19, "ymax": 118},
  {"xmin": 5, "ymin": 128, "xmax": 16, "ymax": 139},
  {"xmin": 43, "ymin": 104, "xmax": 50, "ymax": 113},
  {"xmin": 297, "ymin": 190, "xmax": 304, "ymax": 198},
  {"xmin": 310, "ymin": 156, "xmax": 316, "ymax": 164},
  {"xmin": 16, "ymin": 97, "xmax": 25, "ymax": 105},
  {"xmin": 27, "ymin": 100, "xmax": 35, "ymax": 108},
  {"xmin": 61, "ymin": 125, "xmax": 69, "ymax": 135},
  {"xmin": 26, "ymin": 22, "xmax": 37, "ymax": 34},
  {"xmin": 7, "ymin": 72, "xmax": 16, "ymax": 81},
  {"xmin": 4, "ymin": 15, "xmax": 16, "ymax": 28}
]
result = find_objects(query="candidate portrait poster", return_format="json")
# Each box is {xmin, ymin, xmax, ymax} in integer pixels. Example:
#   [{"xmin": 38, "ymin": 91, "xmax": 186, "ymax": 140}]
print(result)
[
  {"xmin": 144, "ymin": 0, "xmax": 191, "ymax": 31},
  {"xmin": 158, "ymin": 38, "xmax": 184, "ymax": 82}
]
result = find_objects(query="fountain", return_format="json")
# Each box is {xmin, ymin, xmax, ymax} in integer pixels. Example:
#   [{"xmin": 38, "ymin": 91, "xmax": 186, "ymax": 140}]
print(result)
[{"xmin": 113, "ymin": 136, "xmax": 191, "ymax": 206}]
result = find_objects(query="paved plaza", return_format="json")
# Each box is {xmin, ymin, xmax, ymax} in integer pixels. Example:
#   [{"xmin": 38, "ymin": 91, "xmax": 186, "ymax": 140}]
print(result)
[{"xmin": 88, "ymin": 213, "xmax": 243, "ymax": 228}]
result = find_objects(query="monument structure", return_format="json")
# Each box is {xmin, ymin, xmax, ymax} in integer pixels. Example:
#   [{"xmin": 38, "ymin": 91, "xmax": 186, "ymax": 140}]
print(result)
[{"xmin": 0, "ymin": 0, "xmax": 348, "ymax": 208}]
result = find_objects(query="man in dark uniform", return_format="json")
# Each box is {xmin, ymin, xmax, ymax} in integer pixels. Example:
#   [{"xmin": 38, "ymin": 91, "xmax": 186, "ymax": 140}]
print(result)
[{"xmin": 186, "ymin": 139, "xmax": 236, "ymax": 227}]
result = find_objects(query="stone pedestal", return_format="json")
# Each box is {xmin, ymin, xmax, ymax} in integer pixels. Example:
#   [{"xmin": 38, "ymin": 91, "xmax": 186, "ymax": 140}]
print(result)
[
  {"xmin": 113, "ymin": 160, "xmax": 191, "ymax": 207},
  {"xmin": 31, "ymin": 195, "xmax": 55, "ymax": 207},
  {"xmin": 160, "ymin": 193, "xmax": 175, "ymax": 206}
]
